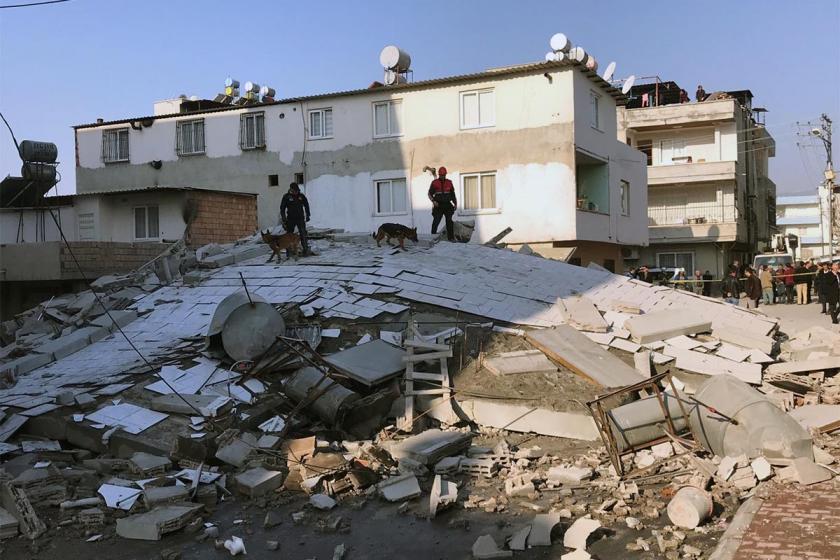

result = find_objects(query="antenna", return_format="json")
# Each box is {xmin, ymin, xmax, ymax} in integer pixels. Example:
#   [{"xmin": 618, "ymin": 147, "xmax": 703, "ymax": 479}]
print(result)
[
  {"xmin": 621, "ymin": 75, "xmax": 636, "ymax": 95},
  {"xmin": 602, "ymin": 61, "xmax": 616, "ymax": 81}
]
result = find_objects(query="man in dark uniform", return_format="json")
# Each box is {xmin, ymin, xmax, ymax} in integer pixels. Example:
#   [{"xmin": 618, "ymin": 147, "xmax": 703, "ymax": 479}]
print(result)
[
  {"xmin": 428, "ymin": 166, "xmax": 457, "ymax": 242},
  {"xmin": 280, "ymin": 182, "xmax": 311, "ymax": 255},
  {"xmin": 827, "ymin": 262, "xmax": 840, "ymax": 324}
]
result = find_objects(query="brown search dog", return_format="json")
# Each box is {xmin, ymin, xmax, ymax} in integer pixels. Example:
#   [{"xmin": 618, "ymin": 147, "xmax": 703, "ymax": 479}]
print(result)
[
  {"xmin": 261, "ymin": 230, "xmax": 301, "ymax": 262},
  {"xmin": 374, "ymin": 223, "xmax": 418, "ymax": 250}
]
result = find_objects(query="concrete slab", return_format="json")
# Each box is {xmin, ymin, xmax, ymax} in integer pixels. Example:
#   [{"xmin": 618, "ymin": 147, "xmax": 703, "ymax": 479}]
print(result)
[
  {"xmin": 713, "ymin": 324, "xmax": 776, "ymax": 355},
  {"xmin": 90, "ymin": 310, "xmax": 138, "ymax": 332},
  {"xmin": 507, "ymin": 526, "xmax": 531, "ymax": 551},
  {"xmin": 634, "ymin": 351, "xmax": 652, "ymax": 377},
  {"xmin": 324, "ymin": 339, "xmax": 407, "ymax": 387},
  {"xmin": 527, "ymin": 511, "xmax": 561, "ymax": 547},
  {"xmin": 563, "ymin": 517, "xmax": 601, "ymax": 550},
  {"xmin": 625, "ymin": 310, "xmax": 712, "ymax": 344},
  {"xmin": 526, "ymin": 325, "xmax": 643, "ymax": 387},
  {"xmin": 483, "ymin": 350, "xmax": 556, "ymax": 375},
  {"xmin": 562, "ymin": 297, "xmax": 609, "ymax": 333},
  {"xmin": 115, "ymin": 504, "xmax": 202, "ymax": 540},
  {"xmin": 789, "ymin": 404, "xmax": 840, "ymax": 432},
  {"xmin": 149, "ymin": 393, "xmax": 231, "ymax": 416},
  {"xmin": 377, "ymin": 474, "xmax": 421, "ymax": 502},
  {"xmin": 460, "ymin": 400, "xmax": 599, "ymax": 441},
  {"xmin": 665, "ymin": 345, "xmax": 762, "ymax": 385},
  {"xmin": 766, "ymin": 357, "xmax": 840, "ymax": 376},
  {"xmin": 387, "ymin": 429, "xmax": 472, "ymax": 465}
]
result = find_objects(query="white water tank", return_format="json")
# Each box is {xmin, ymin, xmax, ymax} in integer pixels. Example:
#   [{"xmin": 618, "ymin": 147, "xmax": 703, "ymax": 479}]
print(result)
[
  {"xmin": 379, "ymin": 45, "xmax": 411, "ymax": 72},
  {"xmin": 549, "ymin": 33, "xmax": 572, "ymax": 53},
  {"xmin": 585, "ymin": 55, "xmax": 598, "ymax": 72}
]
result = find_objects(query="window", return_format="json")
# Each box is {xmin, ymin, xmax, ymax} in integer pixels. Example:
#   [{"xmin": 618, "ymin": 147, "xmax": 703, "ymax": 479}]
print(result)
[
  {"xmin": 636, "ymin": 139, "xmax": 653, "ymax": 165},
  {"xmin": 78, "ymin": 212, "xmax": 95, "ymax": 241},
  {"xmin": 373, "ymin": 100, "xmax": 402, "ymax": 138},
  {"xmin": 589, "ymin": 92, "xmax": 601, "ymax": 129},
  {"xmin": 657, "ymin": 252, "xmax": 694, "ymax": 271},
  {"xmin": 308, "ymin": 108, "xmax": 333, "ymax": 139},
  {"xmin": 134, "ymin": 206, "xmax": 160, "ymax": 240},
  {"xmin": 239, "ymin": 112, "xmax": 265, "ymax": 150},
  {"xmin": 460, "ymin": 89, "xmax": 495, "ymax": 129},
  {"xmin": 659, "ymin": 139, "xmax": 686, "ymax": 164},
  {"xmin": 294, "ymin": 172, "xmax": 305, "ymax": 185},
  {"xmin": 375, "ymin": 179, "xmax": 407, "ymax": 215},
  {"xmin": 102, "ymin": 128, "xmax": 129, "ymax": 163},
  {"xmin": 620, "ymin": 180, "xmax": 630, "ymax": 216},
  {"xmin": 268, "ymin": 174, "xmax": 279, "ymax": 187},
  {"xmin": 176, "ymin": 119, "xmax": 205, "ymax": 155},
  {"xmin": 462, "ymin": 171, "xmax": 497, "ymax": 212}
]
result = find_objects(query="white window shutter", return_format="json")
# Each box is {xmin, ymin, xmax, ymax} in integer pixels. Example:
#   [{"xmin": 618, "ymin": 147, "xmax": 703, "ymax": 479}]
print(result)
[
  {"xmin": 479, "ymin": 91, "xmax": 494, "ymax": 126},
  {"xmin": 175, "ymin": 122, "xmax": 183, "ymax": 155},
  {"xmin": 256, "ymin": 113, "xmax": 265, "ymax": 147},
  {"xmin": 239, "ymin": 114, "xmax": 246, "ymax": 148},
  {"xmin": 101, "ymin": 131, "xmax": 107, "ymax": 161}
]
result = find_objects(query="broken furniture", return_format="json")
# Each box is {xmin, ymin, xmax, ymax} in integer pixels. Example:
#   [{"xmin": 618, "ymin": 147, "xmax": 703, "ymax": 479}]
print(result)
[{"xmin": 399, "ymin": 319, "xmax": 453, "ymax": 431}]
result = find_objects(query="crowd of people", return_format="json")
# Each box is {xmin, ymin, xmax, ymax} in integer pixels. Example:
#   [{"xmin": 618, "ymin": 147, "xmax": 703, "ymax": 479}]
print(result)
[{"xmin": 629, "ymin": 259, "xmax": 840, "ymax": 324}]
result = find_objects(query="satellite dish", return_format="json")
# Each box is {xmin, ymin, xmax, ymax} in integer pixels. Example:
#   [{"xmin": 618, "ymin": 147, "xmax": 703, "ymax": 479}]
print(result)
[
  {"xmin": 569, "ymin": 46, "xmax": 586, "ymax": 63},
  {"xmin": 621, "ymin": 75, "xmax": 636, "ymax": 95},
  {"xmin": 545, "ymin": 52, "xmax": 555, "ymax": 62},
  {"xmin": 585, "ymin": 56, "xmax": 598, "ymax": 72},
  {"xmin": 549, "ymin": 33, "xmax": 572, "ymax": 53},
  {"xmin": 602, "ymin": 61, "xmax": 616, "ymax": 81},
  {"xmin": 244, "ymin": 81, "xmax": 260, "ymax": 94}
]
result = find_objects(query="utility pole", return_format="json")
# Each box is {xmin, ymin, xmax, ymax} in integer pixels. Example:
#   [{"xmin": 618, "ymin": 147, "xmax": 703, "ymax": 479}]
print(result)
[{"xmin": 813, "ymin": 115, "xmax": 834, "ymax": 258}]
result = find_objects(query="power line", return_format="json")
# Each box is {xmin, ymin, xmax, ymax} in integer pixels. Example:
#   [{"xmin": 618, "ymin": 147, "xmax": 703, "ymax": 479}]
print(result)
[{"xmin": 0, "ymin": 0, "xmax": 70, "ymax": 8}]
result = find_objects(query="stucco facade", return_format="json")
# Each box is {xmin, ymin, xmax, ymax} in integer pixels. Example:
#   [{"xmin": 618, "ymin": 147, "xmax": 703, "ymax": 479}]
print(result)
[
  {"xmin": 777, "ymin": 193, "xmax": 830, "ymax": 259},
  {"xmin": 74, "ymin": 61, "xmax": 647, "ymax": 268}
]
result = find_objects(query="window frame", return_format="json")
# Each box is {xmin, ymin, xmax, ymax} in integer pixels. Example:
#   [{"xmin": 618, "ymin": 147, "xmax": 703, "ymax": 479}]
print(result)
[
  {"xmin": 372, "ymin": 100, "xmax": 403, "ymax": 139},
  {"xmin": 176, "ymin": 118, "xmax": 206, "ymax": 156},
  {"xmin": 656, "ymin": 251, "xmax": 694, "ymax": 272},
  {"xmin": 78, "ymin": 212, "xmax": 96, "ymax": 241},
  {"xmin": 619, "ymin": 180, "xmax": 630, "ymax": 216},
  {"xmin": 102, "ymin": 128, "xmax": 130, "ymax": 163},
  {"xmin": 239, "ymin": 111, "xmax": 266, "ymax": 150},
  {"xmin": 460, "ymin": 88, "xmax": 496, "ymax": 130},
  {"xmin": 308, "ymin": 107, "xmax": 334, "ymax": 140},
  {"xmin": 132, "ymin": 205, "xmax": 161, "ymax": 241},
  {"xmin": 460, "ymin": 171, "xmax": 499, "ymax": 215},
  {"xmin": 373, "ymin": 178, "xmax": 408, "ymax": 216},
  {"xmin": 589, "ymin": 91, "xmax": 601, "ymax": 131}
]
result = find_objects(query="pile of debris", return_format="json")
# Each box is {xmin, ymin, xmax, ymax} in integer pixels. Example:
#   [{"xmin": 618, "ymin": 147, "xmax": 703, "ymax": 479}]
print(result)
[{"xmin": 0, "ymin": 232, "xmax": 838, "ymax": 558}]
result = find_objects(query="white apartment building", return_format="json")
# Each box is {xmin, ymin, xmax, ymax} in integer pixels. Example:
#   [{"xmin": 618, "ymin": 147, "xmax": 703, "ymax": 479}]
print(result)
[
  {"xmin": 776, "ymin": 193, "xmax": 830, "ymax": 259},
  {"xmin": 73, "ymin": 57, "xmax": 648, "ymax": 271},
  {"xmin": 618, "ymin": 84, "xmax": 775, "ymax": 276}
]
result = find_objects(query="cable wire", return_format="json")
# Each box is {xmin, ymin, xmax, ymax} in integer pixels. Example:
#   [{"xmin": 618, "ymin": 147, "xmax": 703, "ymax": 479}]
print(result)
[{"xmin": 0, "ymin": 0, "xmax": 69, "ymax": 8}]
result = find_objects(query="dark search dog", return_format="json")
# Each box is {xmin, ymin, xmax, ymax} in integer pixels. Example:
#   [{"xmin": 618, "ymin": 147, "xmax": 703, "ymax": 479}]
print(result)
[{"xmin": 373, "ymin": 223, "xmax": 418, "ymax": 250}]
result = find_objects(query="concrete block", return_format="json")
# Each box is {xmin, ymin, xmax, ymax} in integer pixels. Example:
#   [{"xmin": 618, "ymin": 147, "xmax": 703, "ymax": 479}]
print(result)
[
  {"xmin": 750, "ymin": 457, "xmax": 773, "ymax": 481},
  {"xmin": 547, "ymin": 466, "xmax": 593, "ymax": 485},
  {"xmin": 377, "ymin": 474, "xmax": 421, "ymax": 502},
  {"xmin": 115, "ymin": 504, "xmax": 202, "ymax": 540},
  {"xmin": 527, "ymin": 511, "xmax": 561, "ymax": 547},
  {"xmin": 472, "ymin": 534, "xmax": 512, "ymax": 559},
  {"xmin": 215, "ymin": 431, "xmax": 257, "ymax": 467},
  {"xmin": 625, "ymin": 310, "xmax": 712, "ymax": 344},
  {"xmin": 717, "ymin": 456, "xmax": 737, "ymax": 481},
  {"xmin": 634, "ymin": 351, "xmax": 652, "ymax": 377},
  {"xmin": 235, "ymin": 468, "xmax": 285, "ymax": 498},
  {"xmin": 713, "ymin": 325, "xmax": 776, "ymax": 355},
  {"xmin": 129, "ymin": 452, "xmax": 171, "ymax": 475},
  {"xmin": 563, "ymin": 517, "xmax": 601, "ymax": 550},
  {"xmin": 434, "ymin": 456, "xmax": 462, "ymax": 474}
]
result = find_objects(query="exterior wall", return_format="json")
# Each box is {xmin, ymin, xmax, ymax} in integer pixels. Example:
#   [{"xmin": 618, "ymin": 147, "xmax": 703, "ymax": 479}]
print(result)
[
  {"xmin": 77, "ymin": 191, "xmax": 188, "ymax": 243},
  {"xmin": 637, "ymin": 243, "xmax": 728, "ymax": 280},
  {"xmin": 777, "ymin": 194, "xmax": 830, "ymax": 259},
  {"xmin": 186, "ymin": 191, "xmax": 258, "ymax": 247},
  {"xmin": 75, "ymin": 67, "xmax": 647, "ymax": 248},
  {"xmin": 0, "ymin": 205, "xmax": 76, "ymax": 244}
]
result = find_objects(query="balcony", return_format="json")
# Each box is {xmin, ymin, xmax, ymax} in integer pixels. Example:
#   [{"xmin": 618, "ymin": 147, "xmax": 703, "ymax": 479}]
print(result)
[
  {"xmin": 648, "ymin": 160, "xmax": 737, "ymax": 186},
  {"xmin": 624, "ymin": 98, "xmax": 737, "ymax": 130},
  {"xmin": 648, "ymin": 203, "xmax": 741, "ymax": 243}
]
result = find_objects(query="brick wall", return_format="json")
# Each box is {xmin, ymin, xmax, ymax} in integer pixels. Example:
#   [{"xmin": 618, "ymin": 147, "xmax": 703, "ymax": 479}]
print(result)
[
  {"xmin": 186, "ymin": 191, "xmax": 258, "ymax": 248},
  {"xmin": 60, "ymin": 242, "xmax": 169, "ymax": 279}
]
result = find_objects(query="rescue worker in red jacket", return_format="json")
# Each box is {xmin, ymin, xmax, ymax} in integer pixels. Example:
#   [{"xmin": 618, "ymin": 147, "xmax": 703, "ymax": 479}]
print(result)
[{"xmin": 428, "ymin": 166, "xmax": 457, "ymax": 241}]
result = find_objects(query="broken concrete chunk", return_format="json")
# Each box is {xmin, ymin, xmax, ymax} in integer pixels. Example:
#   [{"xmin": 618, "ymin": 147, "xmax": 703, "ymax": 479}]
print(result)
[
  {"xmin": 115, "ymin": 505, "xmax": 202, "ymax": 540},
  {"xmin": 459, "ymin": 400, "xmax": 599, "ymax": 441},
  {"xmin": 750, "ymin": 457, "xmax": 773, "ymax": 481},
  {"xmin": 429, "ymin": 475, "xmax": 458, "ymax": 518},
  {"xmin": 666, "ymin": 486, "xmax": 712, "ymax": 529},
  {"xmin": 562, "ymin": 297, "xmax": 609, "ymax": 333},
  {"xmin": 787, "ymin": 457, "xmax": 832, "ymax": 486},
  {"xmin": 563, "ymin": 516, "xmax": 601, "ymax": 550},
  {"xmin": 507, "ymin": 525, "xmax": 531, "ymax": 551},
  {"xmin": 716, "ymin": 456, "xmax": 737, "ymax": 481},
  {"xmin": 483, "ymin": 350, "xmax": 556, "ymax": 375},
  {"xmin": 562, "ymin": 550, "xmax": 592, "ymax": 560},
  {"xmin": 527, "ymin": 511, "xmax": 561, "ymax": 547},
  {"xmin": 309, "ymin": 494, "xmax": 337, "ymax": 510},
  {"xmin": 215, "ymin": 431, "xmax": 257, "ymax": 467},
  {"xmin": 472, "ymin": 534, "xmax": 513, "ymax": 559},
  {"xmin": 386, "ymin": 429, "xmax": 472, "ymax": 465},
  {"xmin": 547, "ymin": 466, "xmax": 593, "ymax": 485},
  {"xmin": 129, "ymin": 452, "xmax": 171, "ymax": 476},
  {"xmin": 377, "ymin": 474, "xmax": 421, "ymax": 502}
]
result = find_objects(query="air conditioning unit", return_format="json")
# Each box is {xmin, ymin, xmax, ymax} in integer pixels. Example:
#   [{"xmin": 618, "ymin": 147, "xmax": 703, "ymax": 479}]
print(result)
[{"xmin": 621, "ymin": 247, "xmax": 640, "ymax": 260}]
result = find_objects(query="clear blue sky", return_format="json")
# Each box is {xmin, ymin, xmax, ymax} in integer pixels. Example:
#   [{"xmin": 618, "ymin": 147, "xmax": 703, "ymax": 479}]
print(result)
[{"xmin": 1, "ymin": 0, "xmax": 837, "ymax": 196}]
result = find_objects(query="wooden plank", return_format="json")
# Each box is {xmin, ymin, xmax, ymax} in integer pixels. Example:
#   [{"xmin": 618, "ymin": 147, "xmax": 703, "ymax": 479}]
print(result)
[{"xmin": 526, "ymin": 325, "xmax": 644, "ymax": 388}]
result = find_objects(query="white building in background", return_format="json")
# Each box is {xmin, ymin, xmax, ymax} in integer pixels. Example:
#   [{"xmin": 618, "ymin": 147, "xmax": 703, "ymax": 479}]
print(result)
[
  {"xmin": 73, "ymin": 56, "xmax": 648, "ymax": 271},
  {"xmin": 618, "ymin": 84, "xmax": 775, "ymax": 276},
  {"xmin": 776, "ymin": 192, "xmax": 830, "ymax": 260}
]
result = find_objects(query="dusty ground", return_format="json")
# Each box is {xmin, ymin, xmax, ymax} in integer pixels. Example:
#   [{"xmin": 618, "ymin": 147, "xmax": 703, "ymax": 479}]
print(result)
[{"xmin": 760, "ymin": 298, "xmax": 837, "ymax": 336}]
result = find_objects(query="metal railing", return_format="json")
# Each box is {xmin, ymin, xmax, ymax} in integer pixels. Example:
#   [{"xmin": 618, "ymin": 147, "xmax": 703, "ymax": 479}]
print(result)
[{"xmin": 648, "ymin": 203, "xmax": 737, "ymax": 226}]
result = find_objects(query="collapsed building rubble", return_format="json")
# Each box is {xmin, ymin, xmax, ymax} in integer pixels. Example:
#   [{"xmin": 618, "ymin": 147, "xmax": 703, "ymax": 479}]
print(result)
[{"xmin": 0, "ymin": 230, "xmax": 838, "ymax": 559}]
